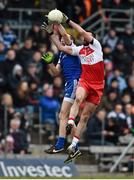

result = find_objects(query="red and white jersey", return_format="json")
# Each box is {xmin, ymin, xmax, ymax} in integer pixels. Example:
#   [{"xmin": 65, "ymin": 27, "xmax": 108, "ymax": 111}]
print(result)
[{"xmin": 71, "ymin": 38, "xmax": 104, "ymax": 86}]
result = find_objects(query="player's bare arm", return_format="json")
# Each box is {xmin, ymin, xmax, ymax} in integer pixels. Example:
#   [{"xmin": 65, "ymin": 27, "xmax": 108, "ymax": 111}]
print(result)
[
  {"xmin": 50, "ymin": 34, "xmax": 73, "ymax": 55},
  {"xmin": 41, "ymin": 20, "xmax": 73, "ymax": 55},
  {"xmin": 69, "ymin": 20, "xmax": 93, "ymax": 43},
  {"xmin": 48, "ymin": 63, "xmax": 61, "ymax": 77},
  {"xmin": 62, "ymin": 14, "xmax": 93, "ymax": 43},
  {"xmin": 56, "ymin": 24, "xmax": 72, "ymax": 45}
]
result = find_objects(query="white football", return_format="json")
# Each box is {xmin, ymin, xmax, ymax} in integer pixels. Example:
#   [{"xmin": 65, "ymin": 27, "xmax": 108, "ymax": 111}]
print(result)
[{"xmin": 48, "ymin": 9, "xmax": 63, "ymax": 23}]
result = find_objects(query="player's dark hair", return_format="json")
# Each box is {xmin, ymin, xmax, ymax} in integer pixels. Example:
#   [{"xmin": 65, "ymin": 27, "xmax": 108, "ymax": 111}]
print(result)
[{"xmin": 87, "ymin": 30, "xmax": 96, "ymax": 38}]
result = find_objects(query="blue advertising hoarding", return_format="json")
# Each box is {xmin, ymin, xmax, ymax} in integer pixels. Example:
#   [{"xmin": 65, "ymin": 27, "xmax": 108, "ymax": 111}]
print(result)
[{"xmin": 0, "ymin": 158, "xmax": 78, "ymax": 177}]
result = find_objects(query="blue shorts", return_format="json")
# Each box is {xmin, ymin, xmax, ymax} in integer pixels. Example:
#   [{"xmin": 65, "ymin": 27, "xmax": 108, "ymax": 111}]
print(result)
[{"xmin": 64, "ymin": 79, "xmax": 78, "ymax": 103}]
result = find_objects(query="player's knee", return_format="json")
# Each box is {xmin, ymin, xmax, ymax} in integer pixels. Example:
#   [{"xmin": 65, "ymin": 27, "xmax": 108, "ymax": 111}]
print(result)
[{"xmin": 75, "ymin": 94, "xmax": 83, "ymax": 104}]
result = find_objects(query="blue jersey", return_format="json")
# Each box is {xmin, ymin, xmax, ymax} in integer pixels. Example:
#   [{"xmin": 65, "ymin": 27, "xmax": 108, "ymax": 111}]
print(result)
[{"xmin": 58, "ymin": 52, "xmax": 81, "ymax": 82}]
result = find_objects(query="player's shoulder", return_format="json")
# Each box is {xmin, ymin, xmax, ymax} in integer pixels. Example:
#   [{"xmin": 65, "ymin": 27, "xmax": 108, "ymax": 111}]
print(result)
[
  {"xmin": 91, "ymin": 38, "xmax": 102, "ymax": 49},
  {"xmin": 92, "ymin": 38, "xmax": 101, "ymax": 45}
]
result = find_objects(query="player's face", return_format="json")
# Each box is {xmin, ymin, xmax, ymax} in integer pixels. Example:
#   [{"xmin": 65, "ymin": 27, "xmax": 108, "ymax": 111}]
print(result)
[{"xmin": 80, "ymin": 32, "xmax": 93, "ymax": 46}]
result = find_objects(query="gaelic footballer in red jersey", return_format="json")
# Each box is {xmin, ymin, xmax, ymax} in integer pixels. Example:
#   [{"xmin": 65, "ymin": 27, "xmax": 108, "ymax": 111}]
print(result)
[
  {"xmin": 71, "ymin": 38, "xmax": 104, "ymax": 105},
  {"xmin": 49, "ymin": 17, "xmax": 105, "ymax": 162}
]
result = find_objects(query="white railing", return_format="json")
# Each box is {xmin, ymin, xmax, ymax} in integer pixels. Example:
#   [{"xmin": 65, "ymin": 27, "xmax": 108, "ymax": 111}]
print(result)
[
  {"xmin": 3, "ymin": 8, "xmax": 134, "ymax": 40},
  {"xmin": 81, "ymin": 8, "xmax": 134, "ymax": 39}
]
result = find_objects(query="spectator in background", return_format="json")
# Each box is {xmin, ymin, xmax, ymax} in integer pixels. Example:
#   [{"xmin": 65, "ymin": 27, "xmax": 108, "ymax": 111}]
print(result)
[
  {"xmin": 0, "ymin": 93, "xmax": 16, "ymax": 136},
  {"xmin": 103, "ymin": 29, "xmax": 118, "ymax": 51},
  {"xmin": 100, "ymin": 89, "xmax": 119, "ymax": 112},
  {"xmin": 107, "ymin": 103, "xmax": 127, "ymax": 135},
  {"xmin": 8, "ymin": 118, "xmax": 28, "ymax": 154},
  {"xmin": 119, "ymin": 103, "xmax": 134, "ymax": 144},
  {"xmin": 53, "ymin": 76, "xmax": 64, "ymax": 103},
  {"xmin": 13, "ymin": 81, "xmax": 29, "ymax": 108},
  {"xmin": 0, "ymin": 41, "xmax": 6, "ymax": 61},
  {"xmin": 104, "ymin": 60, "xmax": 113, "ymax": 82},
  {"xmin": 121, "ymin": 93, "xmax": 132, "ymax": 106},
  {"xmin": 121, "ymin": 24, "xmax": 134, "ymax": 54},
  {"xmin": 29, "ymin": 81, "xmax": 39, "ymax": 105},
  {"xmin": 28, "ymin": 23, "xmax": 43, "ymax": 48},
  {"xmin": 107, "ymin": 78, "xmax": 120, "ymax": 94},
  {"xmin": 123, "ymin": 75, "xmax": 134, "ymax": 104},
  {"xmin": 26, "ymin": 62, "xmax": 40, "ymax": 86},
  {"xmin": 103, "ymin": 45, "xmax": 113, "ymax": 62},
  {"xmin": 124, "ymin": 103, "xmax": 134, "ymax": 130},
  {"xmin": 107, "ymin": 69, "xmax": 127, "ymax": 92},
  {"xmin": 11, "ymin": 41, "xmax": 20, "ymax": 52},
  {"xmin": 18, "ymin": 38, "xmax": 34, "ymax": 70},
  {"xmin": 73, "ymin": 0, "xmax": 86, "ymax": 23},
  {"xmin": 86, "ymin": 110, "xmax": 107, "ymax": 145},
  {"xmin": 39, "ymin": 83, "xmax": 60, "ymax": 141},
  {"xmin": 113, "ymin": 41, "xmax": 132, "ymax": 75},
  {"xmin": 7, "ymin": 64, "xmax": 24, "ymax": 94},
  {"xmin": 0, "ymin": 23, "xmax": 17, "ymax": 49},
  {"xmin": 2, "ymin": 49, "xmax": 17, "ymax": 77},
  {"xmin": 32, "ymin": 51, "xmax": 43, "ymax": 80},
  {"xmin": 103, "ymin": 117, "xmax": 119, "ymax": 145},
  {"xmin": 0, "ymin": 61, "xmax": 6, "ymax": 94}
]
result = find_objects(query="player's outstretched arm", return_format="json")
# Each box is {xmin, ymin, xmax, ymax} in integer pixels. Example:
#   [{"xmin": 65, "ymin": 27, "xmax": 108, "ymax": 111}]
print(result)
[
  {"xmin": 55, "ymin": 24, "xmax": 72, "ymax": 45},
  {"xmin": 41, "ymin": 19, "xmax": 73, "ymax": 55},
  {"xmin": 69, "ymin": 20, "xmax": 93, "ymax": 43},
  {"xmin": 50, "ymin": 34, "xmax": 73, "ymax": 55},
  {"xmin": 62, "ymin": 14, "xmax": 93, "ymax": 43}
]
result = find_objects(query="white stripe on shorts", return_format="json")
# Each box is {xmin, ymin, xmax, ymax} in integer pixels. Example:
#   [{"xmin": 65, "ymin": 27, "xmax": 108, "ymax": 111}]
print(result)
[
  {"xmin": 71, "ymin": 79, "xmax": 78, "ymax": 99},
  {"xmin": 63, "ymin": 97, "xmax": 74, "ymax": 104}
]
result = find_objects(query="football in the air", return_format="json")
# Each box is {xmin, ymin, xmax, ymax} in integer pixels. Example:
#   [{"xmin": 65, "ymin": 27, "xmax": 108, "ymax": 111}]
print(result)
[{"xmin": 48, "ymin": 9, "xmax": 63, "ymax": 23}]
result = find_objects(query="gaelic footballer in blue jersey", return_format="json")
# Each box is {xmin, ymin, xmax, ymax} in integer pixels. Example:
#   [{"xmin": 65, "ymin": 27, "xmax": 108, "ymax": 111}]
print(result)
[{"xmin": 41, "ymin": 23, "xmax": 81, "ymax": 154}]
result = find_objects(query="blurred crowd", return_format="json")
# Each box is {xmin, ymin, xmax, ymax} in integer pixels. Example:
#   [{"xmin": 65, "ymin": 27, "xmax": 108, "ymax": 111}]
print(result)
[
  {"xmin": 0, "ymin": 0, "xmax": 133, "ymax": 154},
  {"xmin": 0, "ymin": 0, "xmax": 134, "ymax": 24}
]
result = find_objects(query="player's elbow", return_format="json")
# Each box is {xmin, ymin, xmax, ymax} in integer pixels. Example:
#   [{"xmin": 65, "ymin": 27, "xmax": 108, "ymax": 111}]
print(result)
[{"xmin": 54, "ymin": 71, "xmax": 60, "ymax": 76}]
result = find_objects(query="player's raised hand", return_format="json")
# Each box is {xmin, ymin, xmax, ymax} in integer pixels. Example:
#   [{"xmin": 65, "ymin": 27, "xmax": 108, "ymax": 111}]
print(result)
[
  {"xmin": 62, "ymin": 13, "xmax": 70, "ymax": 24},
  {"xmin": 41, "ymin": 52, "xmax": 54, "ymax": 64},
  {"xmin": 41, "ymin": 16, "xmax": 53, "ymax": 34}
]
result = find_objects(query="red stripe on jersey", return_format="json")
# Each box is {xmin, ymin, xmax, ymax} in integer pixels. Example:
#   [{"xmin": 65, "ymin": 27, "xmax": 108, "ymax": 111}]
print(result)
[{"xmin": 80, "ymin": 61, "xmax": 104, "ymax": 84}]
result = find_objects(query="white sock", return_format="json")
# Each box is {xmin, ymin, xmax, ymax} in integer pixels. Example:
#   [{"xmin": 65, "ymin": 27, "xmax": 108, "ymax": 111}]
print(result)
[
  {"xmin": 68, "ymin": 119, "xmax": 75, "ymax": 125},
  {"xmin": 71, "ymin": 136, "xmax": 79, "ymax": 147}
]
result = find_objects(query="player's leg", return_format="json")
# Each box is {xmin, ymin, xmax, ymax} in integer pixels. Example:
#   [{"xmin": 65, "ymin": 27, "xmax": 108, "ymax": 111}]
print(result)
[
  {"xmin": 55, "ymin": 100, "xmax": 72, "ymax": 150},
  {"xmin": 64, "ymin": 102, "xmax": 96, "ymax": 163},
  {"xmin": 45, "ymin": 100, "xmax": 72, "ymax": 153},
  {"xmin": 45, "ymin": 79, "xmax": 78, "ymax": 153},
  {"xmin": 71, "ymin": 102, "xmax": 97, "ymax": 146},
  {"xmin": 66, "ymin": 86, "xmax": 87, "ymax": 134},
  {"xmin": 65, "ymin": 85, "xmax": 103, "ymax": 163},
  {"xmin": 64, "ymin": 102, "xmax": 97, "ymax": 163}
]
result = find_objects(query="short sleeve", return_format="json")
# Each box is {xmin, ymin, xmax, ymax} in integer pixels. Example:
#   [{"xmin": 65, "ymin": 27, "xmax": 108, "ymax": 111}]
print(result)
[
  {"xmin": 71, "ymin": 45, "xmax": 82, "ymax": 56},
  {"xmin": 92, "ymin": 38, "xmax": 102, "ymax": 49}
]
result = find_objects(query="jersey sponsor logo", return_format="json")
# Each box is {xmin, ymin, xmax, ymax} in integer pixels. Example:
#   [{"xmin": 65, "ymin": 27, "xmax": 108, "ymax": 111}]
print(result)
[
  {"xmin": 79, "ymin": 47, "xmax": 95, "ymax": 64},
  {"xmin": 79, "ymin": 47, "xmax": 94, "ymax": 56}
]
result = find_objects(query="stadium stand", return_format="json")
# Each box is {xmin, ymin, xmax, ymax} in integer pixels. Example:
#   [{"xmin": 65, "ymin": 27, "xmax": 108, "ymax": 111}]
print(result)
[{"xmin": 0, "ymin": 0, "xmax": 134, "ymax": 174}]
